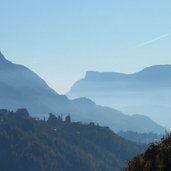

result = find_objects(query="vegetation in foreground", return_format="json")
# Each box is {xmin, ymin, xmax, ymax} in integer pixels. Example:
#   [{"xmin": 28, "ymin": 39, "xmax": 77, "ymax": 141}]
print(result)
[{"xmin": 124, "ymin": 133, "xmax": 171, "ymax": 171}]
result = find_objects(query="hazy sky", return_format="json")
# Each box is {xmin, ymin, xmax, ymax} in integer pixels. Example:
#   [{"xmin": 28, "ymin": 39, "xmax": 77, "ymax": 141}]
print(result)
[{"xmin": 0, "ymin": 0, "xmax": 171, "ymax": 93}]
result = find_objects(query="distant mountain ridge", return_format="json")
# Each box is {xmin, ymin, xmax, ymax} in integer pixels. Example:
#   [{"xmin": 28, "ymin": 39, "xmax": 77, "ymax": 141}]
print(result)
[
  {"xmin": 67, "ymin": 65, "xmax": 171, "ymax": 129},
  {"xmin": 86, "ymin": 65, "xmax": 171, "ymax": 79},
  {"xmin": 0, "ymin": 52, "xmax": 165, "ymax": 133},
  {"xmin": 78, "ymin": 65, "xmax": 171, "ymax": 87}
]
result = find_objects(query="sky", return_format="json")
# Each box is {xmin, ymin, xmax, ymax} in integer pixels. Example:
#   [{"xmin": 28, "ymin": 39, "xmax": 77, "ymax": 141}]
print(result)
[{"xmin": 0, "ymin": 0, "xmax": 171, "ymax": 94}]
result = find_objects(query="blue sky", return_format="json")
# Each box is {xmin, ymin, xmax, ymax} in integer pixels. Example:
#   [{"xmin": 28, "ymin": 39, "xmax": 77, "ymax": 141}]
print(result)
[{"xmin": 0, "ymin": 0, "xmax": 171, "ymax": 93}]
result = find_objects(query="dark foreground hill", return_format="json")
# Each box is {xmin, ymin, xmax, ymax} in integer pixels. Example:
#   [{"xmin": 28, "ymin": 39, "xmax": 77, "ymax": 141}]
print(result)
[
  {"xmin": 0, "ymin": 109, "xmax": 144, "ymax": 171},
  {"xmin": 124, "ymin": 134, "xmax": 171, "ymax": 171},
  {"xmin": 0, "ymin": 52, "xmax": 165, "ymax": 133}
]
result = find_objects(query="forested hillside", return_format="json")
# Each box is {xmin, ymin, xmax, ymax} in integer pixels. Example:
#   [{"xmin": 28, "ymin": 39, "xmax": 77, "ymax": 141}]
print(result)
[{"xmin": 0, "ymin": 109, "xmax": 144, "ymax": 171}]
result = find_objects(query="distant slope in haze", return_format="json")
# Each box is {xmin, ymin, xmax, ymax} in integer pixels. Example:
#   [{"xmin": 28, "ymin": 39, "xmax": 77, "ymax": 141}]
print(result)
[
  {"xmin": 67, "ymin": 66, "xmax": 171, "ymax": 129},
  {"xmin": 70, "ymin": 98, "xmax": 165, "ymax": 133}
]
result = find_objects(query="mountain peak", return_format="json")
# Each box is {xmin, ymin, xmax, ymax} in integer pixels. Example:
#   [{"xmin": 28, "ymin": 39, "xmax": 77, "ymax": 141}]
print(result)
[
  {"xmin": 0, "ymin": 51, "xmax": 6, "ymax": 59},
  {"xmin": 141, "ymin": 64, "xmax": 171, "ymax": 72},
  {"xmin": 0, "ymin": 52, "xmax": 11, "ymax": 64},
  {"xmin": 136, "ymin": 64, "xmax": 171, "ymax": 78}
]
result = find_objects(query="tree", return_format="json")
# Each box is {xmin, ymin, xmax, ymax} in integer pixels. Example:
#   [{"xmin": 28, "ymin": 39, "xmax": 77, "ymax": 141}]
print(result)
[{"xmin": 65, "ymin": 115, "xmax": 71, "ymax": 124}]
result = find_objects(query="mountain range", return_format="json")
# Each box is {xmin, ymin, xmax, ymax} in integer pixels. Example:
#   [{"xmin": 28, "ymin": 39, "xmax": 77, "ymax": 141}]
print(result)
[
  {"xmin": 0, "ymin": 52, "xmax": 165, "ymax": 133},
  {"xmin": 67, "ymin": 66, "xmax": 171, "ymax": 129}
]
